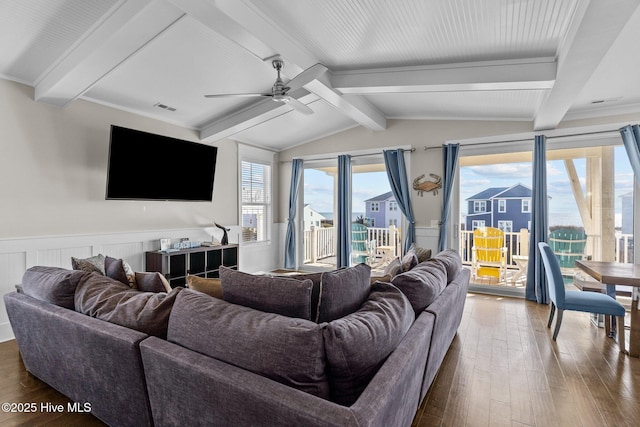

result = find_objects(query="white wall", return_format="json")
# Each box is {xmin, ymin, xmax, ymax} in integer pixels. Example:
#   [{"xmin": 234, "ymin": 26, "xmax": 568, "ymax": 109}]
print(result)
[
  {"xmin": 0, "ymin": 79, "xmax": 249, "ymax": 342},
  {"xmin": 0, "ymin": 79, "xmax": 238, "ymax": 237}
]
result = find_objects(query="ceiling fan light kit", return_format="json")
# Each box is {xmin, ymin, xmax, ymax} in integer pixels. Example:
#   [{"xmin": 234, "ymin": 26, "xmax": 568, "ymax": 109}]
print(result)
[{"xmin": 204, "ymin": 59, "xmax": 313, "ymax": 115}]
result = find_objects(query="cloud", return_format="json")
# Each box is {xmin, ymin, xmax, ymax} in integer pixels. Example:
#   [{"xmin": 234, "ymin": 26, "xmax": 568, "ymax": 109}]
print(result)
[{"xmin": 467, "ymin": 163, "xmax": 532, "ymax": 179}]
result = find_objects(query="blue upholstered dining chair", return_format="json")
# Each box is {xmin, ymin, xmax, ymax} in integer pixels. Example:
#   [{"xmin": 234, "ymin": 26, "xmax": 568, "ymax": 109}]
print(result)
[{"xmin": 538, "ymin": 242, "xmax": 626, "ymax": 352}]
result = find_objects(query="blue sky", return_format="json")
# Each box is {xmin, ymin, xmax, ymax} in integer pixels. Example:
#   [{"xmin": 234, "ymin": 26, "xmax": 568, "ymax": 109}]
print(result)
[
  {"xmin": 460, "ymin": 146, "xmax": 635, "ymax": 227},
  {"xmin": 303, "ymin": 146, "xmax": 635, "ymax": 227}
]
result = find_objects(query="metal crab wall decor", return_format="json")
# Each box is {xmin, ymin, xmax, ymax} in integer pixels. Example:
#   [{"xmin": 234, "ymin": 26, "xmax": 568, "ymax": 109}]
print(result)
[{"xmin": 413, "ymin": 173, "xmax": 442, "ymax": 196}]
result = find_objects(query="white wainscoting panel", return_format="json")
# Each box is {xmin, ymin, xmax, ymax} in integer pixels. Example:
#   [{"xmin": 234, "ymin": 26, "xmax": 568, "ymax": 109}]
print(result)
[
  {"xmin": 0, "ymin": 227, "xmax": 238, "ymax": 342},
  {"xmin": 415, "ymin": 227, "xmax": 440, "ymax": 253}
]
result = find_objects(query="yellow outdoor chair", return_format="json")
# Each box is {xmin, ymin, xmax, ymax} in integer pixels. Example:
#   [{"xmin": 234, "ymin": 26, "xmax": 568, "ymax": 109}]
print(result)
[{"xmin": 471, "ymin": 227, "xmax": 508, "ymax": 283}]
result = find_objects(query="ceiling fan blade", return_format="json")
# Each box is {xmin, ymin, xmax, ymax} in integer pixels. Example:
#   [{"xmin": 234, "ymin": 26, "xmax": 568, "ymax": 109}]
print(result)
[
  {"xmin": 283, "ymin": 97, "xmax": 313, "ymax": 115},
  {"xmin": 204, "ymin": 93, "xmax": 271, "ymax": 98}
]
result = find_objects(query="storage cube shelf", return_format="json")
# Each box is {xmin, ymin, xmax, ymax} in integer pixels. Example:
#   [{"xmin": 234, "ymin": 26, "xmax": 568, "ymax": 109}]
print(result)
[{"xmin": 145, "ymin": 244, "xmax": 239, "ymax": 288}]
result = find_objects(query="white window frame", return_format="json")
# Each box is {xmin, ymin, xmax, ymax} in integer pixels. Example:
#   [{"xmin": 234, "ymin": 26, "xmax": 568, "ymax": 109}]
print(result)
[
  {"xmin": 474, "ymin": 201, "xmax": 486, "ymax": 213},
  {"xmin": 239, "ymin": 145, "xmax": 274, "ymax": 246},
  {"xmin": 498, "ymin": 199, "xmax": 506, "ymax": 213},
  {"xmin": 371, "ymin": 202, "xmax": 380, "ymax": 212},
  {"xmin": 521, "ymin": 198, "xmax": 531, "ymax": 213},
  {"xmin": 472, "ymin": 220, "xmax": 485, "ymax": 230},
  {"xmin": 389, "ymin": 201, "xmax": 398, "ymax": 211},
  {"xmin": 498, "ymin": 220, "xmax": 513, "ymax": 232}
]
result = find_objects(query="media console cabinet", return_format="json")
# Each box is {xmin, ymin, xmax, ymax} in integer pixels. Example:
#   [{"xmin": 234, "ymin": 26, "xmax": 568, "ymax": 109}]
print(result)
[{"xmin": 145, "ymin": 244, "xmax": 239, "ymax": 288}]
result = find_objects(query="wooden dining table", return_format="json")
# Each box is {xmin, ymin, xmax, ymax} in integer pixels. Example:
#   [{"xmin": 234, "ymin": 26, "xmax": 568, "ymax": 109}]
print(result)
[{"xmin": 575, "ymin": 259, "xmax": 640, "ymax": 357}]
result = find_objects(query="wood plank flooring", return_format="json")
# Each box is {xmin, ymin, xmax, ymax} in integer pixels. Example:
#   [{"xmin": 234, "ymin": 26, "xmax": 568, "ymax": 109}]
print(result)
[
  {"xmin": 414, "ymin": 294, "xmax": 640, "ymax": 427},
  {"xmin": 1, "ymin": 293, "xmax": 638, "ymax": 426}
]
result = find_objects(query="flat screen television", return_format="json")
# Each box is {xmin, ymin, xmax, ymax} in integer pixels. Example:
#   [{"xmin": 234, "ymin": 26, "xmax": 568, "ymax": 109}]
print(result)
[{"xmin": 106, "ymin": 125, "xmax": 218, "ymax": 201}]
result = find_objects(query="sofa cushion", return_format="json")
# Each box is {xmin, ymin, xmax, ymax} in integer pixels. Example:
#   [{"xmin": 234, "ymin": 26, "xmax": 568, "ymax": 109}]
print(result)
[
  {"xmin": 391, "ymin": 259, "xmax": 447, "ymax": 315},
  {"xmin": 383, "ymin": 257, "xmax": 402, "ymax": 277},
  {"xmin": 410, "ymin": 244, "xmax": 432, "ymax": 263},
  {"xmin": 401, "ymin": 250, "xmax": 419, "ymax": 272},
  {"xmin": 167, "ymin": 289, "xmax": 329, "ymax": 399},
  {"xmin": 21, "ymin": 266, "xmax": 88, "ymax": 309},
  {"xmin": 186, "ymin": 275, "xmax": 223, "ymax": 298},
  {"xmin": 74, "ymin": 273, "xmax": 182, "ymax": 338},
  {"xmin": 433, "ymin": 250, "xmax": 462, "ymax": 283},
  {"xmin": 135, "ymin": 272, "xmax": 171, "ymax": 293},
  {"xmin": 323, "ymin": 281, "xmax": 414, "ymax": 406},
  {"xmin": 286, "ymin": 272, "xmax": 322, "ymax": 320},
  {"xmin": 71, "ymin": 254, "xmax": 105, "ymax": 274},
  {"xmin": 316, "ymin": 263, "xmax": 371, "ymax": 323},
  {"xmin": 220, "ymin": 267, "xmax": 314, "ymax": 320},
  {"xmin": 104, "ymin": 256, "xmax": 129, "ymax": 286}
]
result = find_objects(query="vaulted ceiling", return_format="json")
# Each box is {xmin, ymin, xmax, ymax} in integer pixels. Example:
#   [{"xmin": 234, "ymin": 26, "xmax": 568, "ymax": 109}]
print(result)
[{"xmin": 2, "ymin": 0, "xmax": 640, "ymax": 151}]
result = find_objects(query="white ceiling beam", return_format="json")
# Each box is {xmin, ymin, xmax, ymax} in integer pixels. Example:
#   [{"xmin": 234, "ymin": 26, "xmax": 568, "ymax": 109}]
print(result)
[
  {"xmin": 35, "ymin": 0, "xmax": 185, "ymax": 107},
  {"xmin": 332, "ymin": 58, "xmax": 556, "ymax": 94},
  {"xmin": 200, "ymin": 89, "xmax": 315, "ymax": 141},
  {"xmin": 171, "ymin": 0, "xmax": 387, "ymax": 132},
  {"xmin": 301, "ymin": 65, "xmax": 386, "ymax": 131},
  {"xmin": 534, "ymin": 0, "xmax": 640, "ymax": 130}
]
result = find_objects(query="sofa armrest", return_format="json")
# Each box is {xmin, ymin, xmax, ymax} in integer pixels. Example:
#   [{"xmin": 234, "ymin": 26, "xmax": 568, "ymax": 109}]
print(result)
[{"xmin": 4, "ymin": 292, "xmax": 153, "ymax": 427}]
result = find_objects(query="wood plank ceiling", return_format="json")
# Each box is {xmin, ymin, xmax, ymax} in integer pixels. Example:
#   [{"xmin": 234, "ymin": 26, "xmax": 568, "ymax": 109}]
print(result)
[{"xmin": 1, "ymin": 0, "xmax": 640, "ymax": 151}]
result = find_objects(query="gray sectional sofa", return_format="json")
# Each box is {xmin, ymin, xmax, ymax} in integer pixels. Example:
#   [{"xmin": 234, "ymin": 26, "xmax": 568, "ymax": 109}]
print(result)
[{"xmin": 4, "ymin": 249, "xmax": 469, "ymax": 427}]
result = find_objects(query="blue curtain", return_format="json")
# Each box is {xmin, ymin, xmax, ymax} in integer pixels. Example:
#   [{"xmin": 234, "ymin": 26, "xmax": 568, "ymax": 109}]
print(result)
[
  {"xmin": 526, "ymin": 135, "xmax": 549, "ymax": 303},
  {"xmin": 336, "ymin": 155, "xmax": 352, "ymax": 268},
  {"xmin": 438, "ymin": 143, "xmax": 460, "ymax": 252},
  {"xmin": 620, "ymin": 125, "xmax": 640, "ymax": 186},
  {"xmin": 383, "ymin": 149, "xmax": 416, "ymax": 254},
  {"xmin": 284, "ymin": 159, "xmax": 303, "ymax": 269}
]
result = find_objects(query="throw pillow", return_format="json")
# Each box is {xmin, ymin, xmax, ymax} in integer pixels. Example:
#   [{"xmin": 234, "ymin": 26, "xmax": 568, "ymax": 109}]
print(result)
[
  {"xmin": 104, "ymin": 256, "xmax": 129, "ymax": 286},
  {"xmin": 316, "ymin": 263, "xmax": 371, "ymax": 323},
  {"xmin": 400, "ymin": 250, "xmax": 419, "ymax": 272},
  {"xmin": 135, "ymin": 272, "xmax": 171, "ymax": 293},
  {"xmin": 391, "ymin": 259, "xmax": 447, "ymax": 315},
  {"xmin": 323, "ymin": 281, "xmax": 414, "ymax": 406},
  {"xmin": 74, "ymin": 273, "xmax": 183, "ymax": 338},
  {"xmin": 186, "ymin": 275, "xmax": 223, "ymax": 299},
  {"xmin": 409, "ymin": 244, "xmax": 432, "ymax": 263},
  {"xmin": 433, "ymin": 249, "xmax": 462, "ymax": 283},
  {"xmin": 71, "ymin": 254, "xmax": 106, "ymax": 275},
  {"xmin": 220, "ymin": 267, "xmax": 314, "ymax": 320},
  {"xmin": 21, "ymin": 266, "xmax": 88, "ymax": 309},
  {"xmin": 383, "ymin": 257, "xmax": 402, "ymax": 278},
  {"xmin": 370, "ymin": 274, "xmax": 391, "ymax": 284},
  {"xmin": 287, "ymin": 272, "xmax": 322, "ymax": 321},
  {"xmin": 167, "ymin": 289, "xmax": 329, "ymax": 399}
]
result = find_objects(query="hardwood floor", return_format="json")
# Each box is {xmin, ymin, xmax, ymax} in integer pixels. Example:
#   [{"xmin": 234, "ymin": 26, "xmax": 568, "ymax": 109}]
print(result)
[
  {"xmin": 1, "ymin": 293, "xmax": 637, "ymax": 426},
  {"xmin": 414, "ymin": 294, "xmax": 640, "ymax": 427}
]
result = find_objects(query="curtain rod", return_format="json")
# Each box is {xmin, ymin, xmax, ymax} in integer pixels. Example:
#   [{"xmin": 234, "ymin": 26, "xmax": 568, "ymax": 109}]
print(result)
[
  {"xmin": 288, "ymin": 147, "xmax": 416, "ymax": 162},
  {"xmin": 422, "ymin": 128, "xmax": 622, "ymax": 151}
]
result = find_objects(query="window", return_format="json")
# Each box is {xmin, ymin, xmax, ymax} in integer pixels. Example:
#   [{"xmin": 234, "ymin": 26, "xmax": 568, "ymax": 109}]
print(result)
[
  {"xmin": 472, "ymin": 220, "xmax": 485, "ymax": 230},
  {"xmin": 521, "ymin": 199, "xmax": 530, "ymax": 213},
  {"xmin": 389, "ymin": 201, "xmax": 398, "ymax": 211},
  {"xmin": 498, "ymin": 199, "xmax": 506, "ymax": 213},
  {"xmin": 498, "ymin": 220, "xmax": 513, "ymax": 232},
  {"xmin": 474, "ymin": 201, "xmax": 486, "ymax": 212},
  {"xmin": 241, "ymin": 160, "xmax": 271, "ymax": 243},
  {"xmin": 370, "ymin": 202, "xmax": 380, "ymax": 212},
  {"xmin": 370, "ymin": 218, "xmax": 375, "ymax": 227},
  {"xmin": 389, "ymin": 219, "xmax": 398, "ymax": 226}
]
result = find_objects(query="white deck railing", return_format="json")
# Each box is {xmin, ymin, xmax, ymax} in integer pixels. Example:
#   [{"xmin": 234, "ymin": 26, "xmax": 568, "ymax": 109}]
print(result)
[
  {"xmin": 459, "ymin": 229, "xmax": 634, "ymax": 266},
  {"xmin": 303, "ymin": 225, "xmax": 401, "ymax": 264}
]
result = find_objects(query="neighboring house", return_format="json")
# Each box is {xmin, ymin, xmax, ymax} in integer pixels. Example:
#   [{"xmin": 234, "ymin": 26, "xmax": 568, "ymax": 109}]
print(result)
[
  {"xmin": 303, "ymin": 204, "xmax": 327, "ymax": 230},
  {"xmin": 364, "ymin": 191, "xmax": 402, "ymax": 228},
  {"xmin": 465, "ymin": 184, "xmax": 532, "ymax": 232}
]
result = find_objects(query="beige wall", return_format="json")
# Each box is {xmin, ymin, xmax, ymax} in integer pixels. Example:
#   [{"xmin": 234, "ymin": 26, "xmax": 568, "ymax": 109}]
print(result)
[
  {"xmin": 278, "ymin": 119, "xmax": 534, "ymax": 227},
  {"xmin": 0, "ymin": 79, "xmax": 237, "ymax": 239}
]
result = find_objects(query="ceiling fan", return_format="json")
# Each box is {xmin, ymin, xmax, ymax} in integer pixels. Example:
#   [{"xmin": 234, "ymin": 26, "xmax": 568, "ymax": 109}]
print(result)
[{"xmin": 204, "ymin": 59, "xmax": 313, "ymax": 115}]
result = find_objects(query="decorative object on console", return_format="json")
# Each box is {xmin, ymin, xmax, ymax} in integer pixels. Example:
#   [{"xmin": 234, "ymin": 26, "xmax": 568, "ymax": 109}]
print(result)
[
  {"xmin": 214, "ymin": 222, "xmax": 230, "ymax": 245},
  {"xmin": 160, "ymin": 238, "xmax": 171, "ymax": 251},
  {"xmin": 412, "ymin": 173, "xmax": 442, "ymax": 196}
]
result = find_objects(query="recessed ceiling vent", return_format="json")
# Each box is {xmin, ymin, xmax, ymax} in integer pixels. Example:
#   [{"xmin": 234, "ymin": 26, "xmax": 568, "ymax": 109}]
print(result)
[
  {"xmin": 154, "ymin": 102, "xmax": 176, "ymax": 112},
  {"xmin": 590, "ymin": 97, "xmax": 622, "ymax": 105}
]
